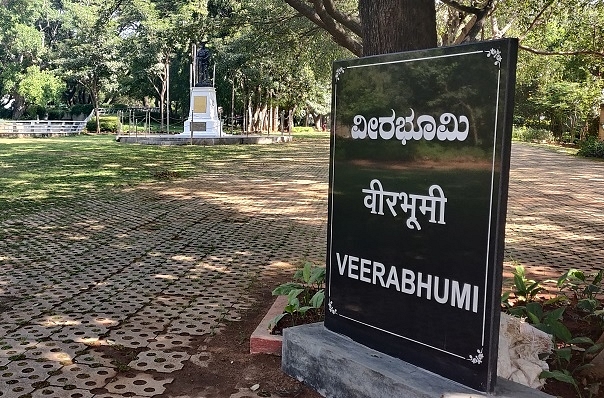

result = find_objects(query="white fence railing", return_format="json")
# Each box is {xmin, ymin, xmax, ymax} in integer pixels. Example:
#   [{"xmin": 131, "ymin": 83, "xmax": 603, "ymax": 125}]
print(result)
[
  {"xmin": 0, "ymin": 110, "xmax": 94, "ymax": 137},
  {"xmin": 0, "ymin": 120, "xmax": 87, "ymax": 137}
]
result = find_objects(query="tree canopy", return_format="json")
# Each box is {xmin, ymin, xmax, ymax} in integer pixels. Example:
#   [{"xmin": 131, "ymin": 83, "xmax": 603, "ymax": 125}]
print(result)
[{"xmin": 0, "ymin": 0, "xmax": 601, "ymax": 140}]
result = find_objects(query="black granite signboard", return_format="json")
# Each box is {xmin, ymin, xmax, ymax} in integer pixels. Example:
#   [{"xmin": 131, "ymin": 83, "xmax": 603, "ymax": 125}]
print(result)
[{"xmin": 325, "ymin": 39, "xmax": 518, "ymax": 392}]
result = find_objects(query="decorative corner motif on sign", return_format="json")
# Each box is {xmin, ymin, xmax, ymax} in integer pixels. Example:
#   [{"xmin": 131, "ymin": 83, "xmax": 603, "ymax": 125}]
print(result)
[
  {"xmin": 335, "ymin": 67, "xmax": 345, "ymax": 81},
  {"xmin": 328, "ymin": 300, "xmax": 337, "ymax": 315},
  {"xmin": 486, "ymin": 48, "xmax": 502, "ymax": 67},
  {"xmin": 468, "ymin": 348, "xmax": 484, "ymax": 364}
]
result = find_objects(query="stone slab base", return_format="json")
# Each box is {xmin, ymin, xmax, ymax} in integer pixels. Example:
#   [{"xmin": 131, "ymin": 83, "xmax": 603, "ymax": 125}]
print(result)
[
  {"xmin": 115, "ymin": 135, "xmax": 292, "ymax": 146},
  {"xmin": 282, "ymin": 323, "xmax": 553, "ymax": 398},
  {"xmin": 250, "ymin": 296, "xmax": 288, "ymax": 355}
]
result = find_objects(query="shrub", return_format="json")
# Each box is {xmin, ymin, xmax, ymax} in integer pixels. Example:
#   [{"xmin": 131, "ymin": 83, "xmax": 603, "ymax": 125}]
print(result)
[
  {"xmin": 24, "ymin": 105, "xmax": 46, "ymax": 120},
  {"xmin": 70, "ymin": 104, "xmax": 94, "ymax": 116},
  {"xmin": 512, "ymin": 126, "xmax": 554, "ymax": 143},
  {"xmin": 47, "ymin": 109, "xmax": 65, "ymax": 120},
  {"xmin": 292, "ymin": 126, "xmax": 317, "ymax": 133},
  {"xmin": 577, "ymin": 137, "xmax": 604, "ymax": 158},
  {"xmin": 86, "ymin": 116, "xmax": 121, "ymax": 133}
]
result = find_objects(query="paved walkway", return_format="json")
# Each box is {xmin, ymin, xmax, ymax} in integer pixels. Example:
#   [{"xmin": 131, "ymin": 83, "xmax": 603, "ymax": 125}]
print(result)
[
  {"xmin": 506, "ymin": 144, "xmax": 604, "ymax": 283},
  {"xmin": 0, "ymin": 138, "xmax": 602, "ymax": 397}
]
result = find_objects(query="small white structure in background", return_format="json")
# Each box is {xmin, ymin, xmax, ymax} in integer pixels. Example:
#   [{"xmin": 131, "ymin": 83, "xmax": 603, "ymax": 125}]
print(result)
[
  {"xmin": 181, "ymin": 86, "xmax": 222, "ymax": 137},
  {"xmin": 179, "ymin": 42, "xmax": 225, "ymax": 138}
]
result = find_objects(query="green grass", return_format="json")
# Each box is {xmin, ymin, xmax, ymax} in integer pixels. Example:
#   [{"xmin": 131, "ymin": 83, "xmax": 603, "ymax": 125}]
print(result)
[{"xmin": 0, "ymin": 134, "xmax": 313, "ymax": 218}]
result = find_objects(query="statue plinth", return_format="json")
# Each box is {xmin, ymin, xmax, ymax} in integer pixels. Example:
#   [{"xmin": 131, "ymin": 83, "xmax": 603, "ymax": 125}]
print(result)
[{"xmin": 180, "ymin": 86, "xmax": 222, "ymax": 137}]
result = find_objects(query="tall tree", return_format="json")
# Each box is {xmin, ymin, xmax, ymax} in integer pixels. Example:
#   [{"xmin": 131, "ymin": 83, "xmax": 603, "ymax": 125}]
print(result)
[
  {"xmin": 210, "ymin": 0, "xmax": 349, "ymax": 132},
  {"xmin": 57, "ymin": 0, "xmax": 124, "ymax": 132},
  {"xmin": 282, "ymin": 0, "xmax": 500, "ymax": 55}
]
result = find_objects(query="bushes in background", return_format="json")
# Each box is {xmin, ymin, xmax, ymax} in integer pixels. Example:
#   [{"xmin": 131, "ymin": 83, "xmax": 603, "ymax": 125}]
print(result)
[
  {"xmin": 577, "ymin": 137, "xmax": 604, "ymax": 158},
  {"xmin": 512, "ymin": 126, "xmax": 554, "ymax": 143},
  {"xmin": 86, "ymin": 116, "xmax": 120, "ymax": 133}
]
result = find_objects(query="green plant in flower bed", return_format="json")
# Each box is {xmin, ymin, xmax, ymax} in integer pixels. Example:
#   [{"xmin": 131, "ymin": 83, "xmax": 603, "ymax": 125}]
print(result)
[
  {"xmin": 557, "ymin": 269, "xmax": 604, "ymax": 320},
  {"xmin": 510, "ymin": 263, "xmax": 547, "ymax": 303},
  {"xmin": 269, "ymin": 262, "xmax": 325, "ymax": 331}
]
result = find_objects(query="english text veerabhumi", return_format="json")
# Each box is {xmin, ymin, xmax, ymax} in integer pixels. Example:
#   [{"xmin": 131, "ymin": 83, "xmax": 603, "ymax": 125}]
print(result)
[{"xmin": 335, "ymin": 252, "xmax": 479, "ymax": 313}]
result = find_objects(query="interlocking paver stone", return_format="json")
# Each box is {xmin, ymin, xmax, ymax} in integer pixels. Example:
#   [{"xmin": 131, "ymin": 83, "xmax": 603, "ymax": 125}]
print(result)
[
  {"xmin": 104, "ymin": 373, "xmax": 173, "ymax": 396},
  {"xmin": 29, "ymin": 387, "xmax": 94, "ymax": 398},
  {"xmin": 129, "ymin": 350, "xmax": 190, "ymax": 372},
  {"xmin": 0, "ymin": 138, "xmax": 601, "ymax": 396},
  {"xmin": 46, "ymin": 363, "xmax": 116, "ymax": 390},
  {"xmin": 2, "ymin": 358, "xmax": 62, "ymax": 381}
]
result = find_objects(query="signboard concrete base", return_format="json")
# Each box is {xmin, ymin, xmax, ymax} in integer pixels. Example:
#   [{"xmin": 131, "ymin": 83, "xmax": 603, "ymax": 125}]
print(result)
[{"xmin": 283, "ymin": 323, "xmax": 552, "ymax": 398}]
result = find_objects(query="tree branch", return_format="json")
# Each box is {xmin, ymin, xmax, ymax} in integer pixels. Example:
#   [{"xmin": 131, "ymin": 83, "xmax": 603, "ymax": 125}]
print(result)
[
  {"xmin": 284, "ymin": 0, "xmax": 362, "ymax": 56},
  {"xmin": 519, "ymin": 44, "xmax": 604, "ymax": 59},
  {"xmin": 454, "ymin": 0, "xmax": 498, "ymax": 43},
  {"xmin": 518, "ymin": 0, "xmax": 554, "ymax": 41},
  {"xmin": 283, "ymin": 0, "xmax": 327, "ymax": 30},
  {"xmin": 440, "ymin": 0, "xmax": 482, "ymax": 15},
  {"xmin": 322, "ymin": 0, "xmax": 362, "ymax": 37}
]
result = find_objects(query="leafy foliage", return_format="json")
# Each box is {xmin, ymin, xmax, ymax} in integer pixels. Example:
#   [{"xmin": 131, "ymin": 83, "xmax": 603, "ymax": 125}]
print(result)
[
  {"xmin": 269, "ymin": 262, "xmax": 325, "ymax": 330},
  {"xmin": 86, "ymin": 116, "xmax": 121, "ymax": 133},
  {"xmin": 510, "ymin": 264, "xmax": 545, "ymax": 302},
  {"xmin": 503, "ymin": 265, "xmax": 604, "ymax": 397},
  {"xmin": 512, "ymin": 126, "xmax": 554, "ymax": 143},
  {"xmin": 578, "ymin": 138, "xmax": 604, "ymax": 159}
]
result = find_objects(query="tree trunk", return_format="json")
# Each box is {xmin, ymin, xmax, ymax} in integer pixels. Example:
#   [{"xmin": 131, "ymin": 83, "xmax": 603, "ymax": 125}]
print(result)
[
  {"xmin": 287, "ymin": 107, "xmax": 295, "ymax": 132},
  {"xmin": 359, "ymin": 0, "xmax": 437, "ymax": 56},
  {"xmin": 599, "ymin": 104, "xmax": 604, "ymax": 141},
  {"xmin": 272, "ymin": 105, "xmax": 279, "ymax": 133},
  {"xmin": 11, "ymin": 93, "xmax": 26, "ymax": 119},
  {"xmin": 93, "ymin": 95, "xmax": 101, "ymax": 134}
]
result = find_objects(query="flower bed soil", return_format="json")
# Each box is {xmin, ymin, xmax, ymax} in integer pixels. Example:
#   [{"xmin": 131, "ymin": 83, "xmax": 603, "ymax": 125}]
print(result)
[{"xmin": 537, "ymin": 301, "xmax": 604, "ymax": 398}]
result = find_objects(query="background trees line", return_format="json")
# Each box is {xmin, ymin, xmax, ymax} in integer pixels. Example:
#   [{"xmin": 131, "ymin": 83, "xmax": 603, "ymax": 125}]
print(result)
[{"xmin": 0, "ymin": 0, "xmax": 602, "ymax": 140}]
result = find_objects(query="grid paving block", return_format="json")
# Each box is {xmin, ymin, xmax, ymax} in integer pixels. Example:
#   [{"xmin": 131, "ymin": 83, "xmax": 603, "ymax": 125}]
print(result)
[
  {"xmin": 89, "ymin": 394, "xmax": 147, "ymax": 398},
  {"xmin": 21, "ymin": 341, "xmax": 88, "ymax": 363},
  {"xmin": 189, "ymin": 351, "xmax": 212, "ymax": 368},
  {"xmin": 30, "ymin": 386, "xmax": 94, "ymax": 398},
  {"xmin": 0, "ymin": 339, "xmax": 38, "ymax": 358},
  {"xmin": 136, "ymin": 304, "xmax": 183, "ymax": 319},
  {"xmin": 0, "ymin": 310, "xmax": 43, "ymax": 326},
  {"xmin": 92, "ymin": 302, "xmax": 145, "ymax": 317},
  {"xmin": 145, "ymin": 334, "xmax": 195, "ymax": 351},
  {"xmin": 229, "ymin": 387, "xmax": 258, "ymax": 398},
  {"xmin": 104, "ymin": 373, "xmax": 173, "ymax": 396},
  {"xmin": 50, "ymin": 323, "xmax": 109, "ymax": 345},
  {"xmin": 0, "ymin": 323, "xmax": 16, "ymax": 338},
  {"xmin": 125, "ymin": 315, "xmax": 171, "ymax": 330},
  {"xmin": 128, "ymin": 350, "xmax": 190, "ymax": 373},
  {"xmin": 36, "ymin": 314, "xmax": 120, "ymax": 329},
  {"xmin": 73, "ymin": 348, "xmax": 115, "ymax": 369},
  {"xmin": 0, "ymin": 381, "xmax": 34, "ymax": 398},
  {"xmin": 1, "ymin": 358, "xmax": 62, "ymax": 381},
  {"xmin": 165, "ymin": 318, "xmax": 214, "ymax": 336},
  {"xmin": 105, "ymin": 320, "xmax": 164, "ymax": 348},
  {"xmin": 46, "ymin": 363, "xmax": 116, "ymax": 390}
]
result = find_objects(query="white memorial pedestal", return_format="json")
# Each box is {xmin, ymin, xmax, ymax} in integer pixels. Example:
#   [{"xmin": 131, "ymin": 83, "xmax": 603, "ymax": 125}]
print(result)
[{"xmin": 180, "ymin": 86, "xmax": 223, "ymax": 137}]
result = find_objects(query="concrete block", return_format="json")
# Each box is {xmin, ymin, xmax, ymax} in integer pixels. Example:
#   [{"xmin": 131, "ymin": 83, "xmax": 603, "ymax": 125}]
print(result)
[{"xmin": 282, "ymin": 323, "xmax": 553, "ymax": 398}]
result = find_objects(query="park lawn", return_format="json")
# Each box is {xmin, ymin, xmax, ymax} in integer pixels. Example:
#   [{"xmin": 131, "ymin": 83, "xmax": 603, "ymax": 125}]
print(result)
[{"xmin": 0, "ymin": 133, "xmax": 325, "ymax": 218}]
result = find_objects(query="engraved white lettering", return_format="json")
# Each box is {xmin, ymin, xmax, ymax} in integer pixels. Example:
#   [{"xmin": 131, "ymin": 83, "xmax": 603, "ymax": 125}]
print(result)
[
  {"xmin": 333, "ymin": 252, "xmax": 479, "ymax": 313},
  {"xmin": 352, "ymin": 109, "xmax": 469, "ymax": 145}
]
